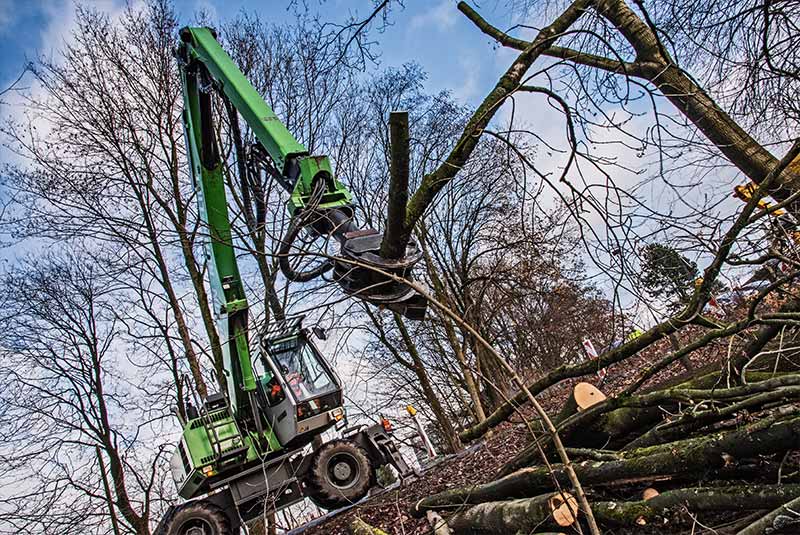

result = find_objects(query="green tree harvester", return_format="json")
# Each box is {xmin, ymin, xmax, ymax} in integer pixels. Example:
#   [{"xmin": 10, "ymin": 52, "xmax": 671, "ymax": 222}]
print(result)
[{"xmin": 156, "ymin": 27, "xmax": 427, "ymax": 535}]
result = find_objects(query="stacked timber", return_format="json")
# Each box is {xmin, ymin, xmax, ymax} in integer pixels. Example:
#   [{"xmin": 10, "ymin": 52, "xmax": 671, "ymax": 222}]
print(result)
[{"xmin": 412, "ymin": 374, "xmax": 800, "ymax": 534}]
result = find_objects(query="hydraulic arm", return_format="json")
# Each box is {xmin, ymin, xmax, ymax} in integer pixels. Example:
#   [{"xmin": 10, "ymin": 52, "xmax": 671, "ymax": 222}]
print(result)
[
  {"xmin": 177, "ymin": 24, "xmax": 427, "ymax": 419},
  {"xmin": 177, "ymin": 27, "xmax": 427, "ymax": 321}
]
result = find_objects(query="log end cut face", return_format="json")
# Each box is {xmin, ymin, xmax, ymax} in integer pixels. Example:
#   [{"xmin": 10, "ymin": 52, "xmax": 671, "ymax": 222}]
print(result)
[
  {"xmin": 549, "ymin": 492, "xmax": 579, "ymax": 527},
  {"xmin": 574, "ymin": 382, "xmax": 607, "ymax": 410}
]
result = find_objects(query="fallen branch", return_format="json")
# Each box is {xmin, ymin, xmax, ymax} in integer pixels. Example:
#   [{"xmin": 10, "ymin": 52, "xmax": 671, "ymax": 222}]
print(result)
[
  {"xmin": 737, "ymin": 494, "xmax": 800, "ymax": 535},
  {"xmin": 624, "ymin": 385, "xmax": 800, "ymax": 450},
  {"xmin": 501, "ymin": 372, "xmax": 800, "ymax": 475}
]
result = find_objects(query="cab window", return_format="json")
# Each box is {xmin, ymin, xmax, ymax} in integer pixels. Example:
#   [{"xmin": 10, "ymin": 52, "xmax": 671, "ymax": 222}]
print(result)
[{"xmin": 269, "ymin": 339, "xmax": 337, "ymax": 402}]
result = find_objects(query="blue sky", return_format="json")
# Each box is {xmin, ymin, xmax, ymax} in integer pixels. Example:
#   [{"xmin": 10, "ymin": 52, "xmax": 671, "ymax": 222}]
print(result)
[{"xmin": 0, "ymin": 0, "xmax": 513, "ymax": 108}]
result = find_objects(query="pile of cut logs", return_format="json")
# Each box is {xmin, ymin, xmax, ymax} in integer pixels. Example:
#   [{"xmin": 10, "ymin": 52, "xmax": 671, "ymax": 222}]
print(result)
[{"xmin": 408, "ymin": 372, "xmax": 800, "ymax": 534}]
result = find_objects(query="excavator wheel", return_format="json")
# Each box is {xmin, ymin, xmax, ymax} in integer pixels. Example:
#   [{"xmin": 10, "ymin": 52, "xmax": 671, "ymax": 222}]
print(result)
[
  {"xmin": 304, "ymin": 440, "xmax": 374, "ymax": 510},
  {"xmin": 164, "ymin": 501, "xmax": 232, "ymax": 535}
]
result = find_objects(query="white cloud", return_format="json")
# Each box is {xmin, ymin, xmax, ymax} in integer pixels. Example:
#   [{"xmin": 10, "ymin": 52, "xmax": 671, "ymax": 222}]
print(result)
[
  {"xmin": 409, "ymin": 0, "xmax": 457, "ymax": 31},
  {"xmin": 452, "ymin": 54, "xmax": 479, "ymax": 102},
  {"xmin": 0, "ymin": 0, "xmax": 125, "ymax": 160},
  {"xmin": 0, "ymin": 0, "xmax": 14, "ymax": 34},
  {"xmin": 39, "ymin": 0, "xmax": 124, "ymax": 55}
]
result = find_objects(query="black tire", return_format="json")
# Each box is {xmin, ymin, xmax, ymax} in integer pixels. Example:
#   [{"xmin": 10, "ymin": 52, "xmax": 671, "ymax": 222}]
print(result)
[
  {"xmin": 304, "ymin": 440, "xmax": 374, "ymax": 510},
  {"xmin": 164, "ymin": 501, "xmax": 232, "ymax": 535}
]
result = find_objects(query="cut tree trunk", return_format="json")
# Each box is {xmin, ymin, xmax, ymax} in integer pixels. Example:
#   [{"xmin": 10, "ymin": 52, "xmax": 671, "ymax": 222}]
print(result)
[
  {"xmin": 394, "ymin": 313, "xmax": 463, "ymax": 453},
  {"xmin": 554, "ymin": 382, "xmax": 606, "ymax": 424},
  {"xmin": 446, "ymin": 492, "xmax": 578, "ymax": 534},
  {"xmin": 426, "ymin": 511, "xmax": 452, "ymax": 535},
  {"xmin": 380, "ymin": 111, "xmax": 410, "ymax": 260},
  {"xmin": 642, "ymin": 487, "xmax": 659, "ymax": 501}
]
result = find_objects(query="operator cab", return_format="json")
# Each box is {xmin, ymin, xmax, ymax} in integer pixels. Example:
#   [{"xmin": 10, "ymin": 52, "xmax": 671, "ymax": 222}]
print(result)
[{"xmin": 254, "ymin": 316, "xmax": 345, "ymax": 449}]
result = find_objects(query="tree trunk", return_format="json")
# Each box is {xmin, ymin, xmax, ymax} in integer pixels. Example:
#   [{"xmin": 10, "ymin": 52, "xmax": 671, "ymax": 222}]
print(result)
[
  {"xmin": 153, "ymin": 141, "xmax": 224, "ymax": 392},
  {"xmin": 443, "ymin": 316, "xmax": 486, "ymax": 423},
  {"xmin": 592, "ymin": 485, "xmax": 800, "ymax": 528},
  {"xmin": 380, "ymin": 111, "xmax": 411, "ymax": 259},
  {"xmin": 177, "ymin": 231, "xmax": 225, "ymax": 388},
  {"xmin": 399, "ymin": 0, "xmax": 594, "ymax": 241},
  {"xmin": 394, "ymin": 314, "xmax": 463, "ymax": 453},
  {"xmin": 447, "ymin": 492, "xmax": 578, "ymax": 534},
  {"xmin": 418, "ymin": 232, "xmax": 487, "ymax": 423},
  {"xmin": 471, "ymin": 335, "xmax": 514, "ymax": 411},
  {"xmin": 129, "ymin": 179, "xmax": 209, "ymax": 399},
  {"xmin": 596, "ymin": 0, "xmax": 800, "ymax": 201}
]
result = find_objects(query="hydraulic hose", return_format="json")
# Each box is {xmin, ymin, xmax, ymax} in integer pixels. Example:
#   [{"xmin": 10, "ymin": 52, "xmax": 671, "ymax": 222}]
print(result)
[
  {"xmin": 278, "ymin": 179, "xmax": 339, "ymax": 282},
  {"xmin": 278, "ymin": 215, "xmax": 334, "ymax": 282}
]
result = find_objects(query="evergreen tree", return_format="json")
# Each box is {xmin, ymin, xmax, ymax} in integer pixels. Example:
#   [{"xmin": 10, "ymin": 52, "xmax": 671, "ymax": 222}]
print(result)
[{"xmin": 640, "ymin": 243, "xmax": 700, "ymax": 309}]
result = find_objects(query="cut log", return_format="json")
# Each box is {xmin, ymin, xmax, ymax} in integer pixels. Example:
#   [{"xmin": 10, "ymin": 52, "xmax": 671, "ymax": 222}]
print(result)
[
  {"xmin": 554, "ymin": 382, "xmax": 606, "ymax": 424},
  {"xmin": 592, "ymin": 484, "xmax": 800, "ymax": 527},
  {"xmin": 642, "ymin": 487, "xmax": 659, "ymax": 500},
  {"xmin": 446, "ymin": 492, "xmax": 578, "ymax": 534},
  {"xmin": 413, "ymin": 414, "xmax": 800, "ymax": 513},
  {"xmin": 550, "ymin": 492, "xmax": 579, "ymax": 527},
  {"xmin": 736, "ymin": 494, "xmax": 800, "ymax": 535},
  {"xmin": 426, "ymin": 511, "xmax": 451, "ymax": 535}
]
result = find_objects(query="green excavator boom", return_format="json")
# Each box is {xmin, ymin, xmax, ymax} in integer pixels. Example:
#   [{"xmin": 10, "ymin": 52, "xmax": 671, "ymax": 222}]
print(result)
[
  {"xmin": 177, "ymin": 26, "xmax": 427, "ymax": 420},
  {"xmin": 180, "ymin": 27, "xmax": 352, "ymax": 216},
  {"xmin": 178, "ymin": 26, "xmax": 361, "ymax": 417}
]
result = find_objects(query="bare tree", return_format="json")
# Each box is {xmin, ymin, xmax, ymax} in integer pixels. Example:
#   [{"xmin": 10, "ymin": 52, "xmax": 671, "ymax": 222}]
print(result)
[
  {"xmin": 0, "ymin": 252, "xmax": 164, "ymax": 535},
  {"xmin": 1, "ymin": 0, "xmax": 221, "ymax": 396}
]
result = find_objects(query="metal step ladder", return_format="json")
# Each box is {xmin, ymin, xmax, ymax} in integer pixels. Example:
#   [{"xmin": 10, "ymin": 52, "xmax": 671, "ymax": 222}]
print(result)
[{"xmin": 200, "ymin": 394, "xmax": 249, "ymax": 465}]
